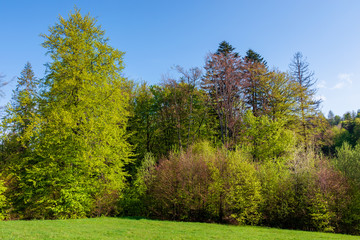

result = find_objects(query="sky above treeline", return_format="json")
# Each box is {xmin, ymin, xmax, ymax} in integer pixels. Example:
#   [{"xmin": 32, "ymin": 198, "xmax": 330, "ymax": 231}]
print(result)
[{"xmin": 1, "ymin": 0, "xmax": 360, "ymax": 116}]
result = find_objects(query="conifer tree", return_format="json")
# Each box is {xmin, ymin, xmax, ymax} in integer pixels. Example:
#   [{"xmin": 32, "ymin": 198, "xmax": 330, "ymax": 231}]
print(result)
[{"xmin": 0, "ymin": 62, "xmax": 38, "ymax": 218}]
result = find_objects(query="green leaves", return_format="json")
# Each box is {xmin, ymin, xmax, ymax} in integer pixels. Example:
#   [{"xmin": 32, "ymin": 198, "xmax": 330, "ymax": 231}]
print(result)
[{"xmin": 0, "ymin": 8, "xmax": 134, "ymax": 219}]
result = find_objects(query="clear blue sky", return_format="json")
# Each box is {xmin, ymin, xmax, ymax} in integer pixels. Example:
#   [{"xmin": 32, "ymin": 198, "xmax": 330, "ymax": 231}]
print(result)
[{"xmin": 1, "ymin": 0, "xmax": 360, "ymax": 116}]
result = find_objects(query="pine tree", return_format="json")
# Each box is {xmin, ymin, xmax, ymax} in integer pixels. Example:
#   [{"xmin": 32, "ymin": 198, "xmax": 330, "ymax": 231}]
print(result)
[
  {"xmin": 243, "ymin": 49, "xmax": 268, "ymax": 117},
  {"xmin": 216, "ymin": 41, "xmax": 237, "ymax": 56},
  {"xmin": 245, "ymin": 49, "xmax": 267, "ymax": 67}
]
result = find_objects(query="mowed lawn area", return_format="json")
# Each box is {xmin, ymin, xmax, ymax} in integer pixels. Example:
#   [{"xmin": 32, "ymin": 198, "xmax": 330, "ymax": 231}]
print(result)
[{"xmin": 0, "ymin": 217, "xmax": 358, "ymax": 240}]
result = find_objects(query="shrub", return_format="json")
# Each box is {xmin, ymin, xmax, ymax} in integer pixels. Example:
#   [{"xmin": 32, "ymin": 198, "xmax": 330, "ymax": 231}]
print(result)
[
  {"xmin": 258, "ymin": 161, "xmax": 298, "ymax": 228},
  {"xmin": 146, "ymin": 142, "xmax": 262, "ymax": 224},
  {"xmin": 147, "ymin": 145, "xmax": 212, "ymax": 221},
  {"xmin": 306, "ymin": 159, "xmax": 349, "ymax": 232},
  {"xmin": 334, "ymin": 143, "xmax": 360, "ymax": 234}
]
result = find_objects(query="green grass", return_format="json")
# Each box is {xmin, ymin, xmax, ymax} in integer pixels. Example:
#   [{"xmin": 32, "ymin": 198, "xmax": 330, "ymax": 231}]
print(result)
[{"xmin": 0, "ymin": 217, "xmax": 358, "ymax": 240}]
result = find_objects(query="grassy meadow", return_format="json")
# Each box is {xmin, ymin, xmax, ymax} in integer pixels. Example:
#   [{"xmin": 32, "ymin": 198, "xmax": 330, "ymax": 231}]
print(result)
[{"xmin": 0, "ymin": 217, "xmax": 358, "ymax": 240}]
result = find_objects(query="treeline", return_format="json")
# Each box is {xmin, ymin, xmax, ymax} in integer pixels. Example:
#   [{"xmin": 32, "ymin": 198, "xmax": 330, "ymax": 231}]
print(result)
[{"xmin": 1, "ymin": 9, "xmax": 360, "ymax": 235}]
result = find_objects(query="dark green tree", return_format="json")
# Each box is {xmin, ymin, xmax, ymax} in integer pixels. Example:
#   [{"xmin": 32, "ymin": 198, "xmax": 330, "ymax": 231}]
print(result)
[
  {"xmin": 216, "ymin": 41, "xmax": 237, "ymax": 56},
  {"xmin": 242, "ymin": 50, "xmax": 268, "ymax": 117},
  {"xmin": 245, "ymin": 49, "xmax": 267, "ymax": 67}
]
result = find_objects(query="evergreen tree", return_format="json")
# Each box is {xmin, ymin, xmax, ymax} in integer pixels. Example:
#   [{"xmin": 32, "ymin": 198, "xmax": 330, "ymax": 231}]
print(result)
[
  {"xmin": 245, "ymin": 49, "xmax": 267, "ymax": 67},
  {"xmin": 5, "ymin": 62, "xmax": 38, "ymax": 139},
  {"xmin": 242, "ymin": 50, "xmax": 268, "ymax": 117},
  {"xmin": 216, "ymin": 41, "xmax": 237, "ymax": 56},
  {"xmin": 0, "ymin": 62, "xmax": 38, "ymax": 218}
]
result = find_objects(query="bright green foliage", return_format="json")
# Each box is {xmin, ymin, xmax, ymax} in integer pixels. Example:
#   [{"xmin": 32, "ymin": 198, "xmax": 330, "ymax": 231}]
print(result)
[
  {"xmin": 14, "ymin": 9, "xmax": 133, "ymax": 219},
  {"xmin": 335, "ymin": 142, "xmax": 360, "ymax": 234},
  {"xmin": 264, "ymin": 71, "xmax": 298, "ymax": 122},
  {"xmin": 242, "ymin": 110, "xmax": 295, "ymax": 161},
  {"xmin": 307, "ymin": 192, "xmax": 335, "ymax": 232},
  {"xmin": 0, "ymin": 176, "xmax": 7, "ymax": 220},
  {"xmin": 257, "ymin": 149, "xmax": 350, "ymax": 233},
  {"xmin": 258, "ymin": 161, "xmax": 299, "ymax": 228},
  {"xmin": 1, "ymin": 62, "xmax": 38, "ymax": 169},
  {"xmin": 133, "ymin": 153, "xmax": 156, "ymax": 200},
  {"xmin": 289, "ymin": 52, "xmax": 321, "ymax": 148},
  {"xmin": 225, "ymin": 151, "xmax": 262, "ymax": 225},
  {"xmin": 3, "ymin": 62, "xmax": 38, "ymax": 138},
  {"xmin": 0, "ymin": 62, "xmax": 39, "ymax": 219},
  {"xmin": 336, "ymin": 143, "xmax": 360, "ymax": 186}
]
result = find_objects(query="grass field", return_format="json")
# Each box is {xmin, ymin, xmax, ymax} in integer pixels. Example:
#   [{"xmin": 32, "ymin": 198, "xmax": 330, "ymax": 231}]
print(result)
[{"xmin": 0, "ymin": 217, "xmax": 358, "ymax": 240}]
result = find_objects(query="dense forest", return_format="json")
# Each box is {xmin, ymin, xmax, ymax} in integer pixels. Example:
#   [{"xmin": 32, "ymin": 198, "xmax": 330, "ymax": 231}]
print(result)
[{"xmin": 1, "ymin": 9, "xmax": 360, "ymax": 235}]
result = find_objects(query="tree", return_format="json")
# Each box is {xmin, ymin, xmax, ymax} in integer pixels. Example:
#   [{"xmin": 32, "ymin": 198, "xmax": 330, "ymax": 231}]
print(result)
[
  {"xmin": 245, "ymin": 49, "xmax": 267, "ymax": 67},
  {"xmin": 0, "ymin": 63, "xmax": 39, "ymax": 218},
  {"xmin": 15, "ymin": 9, "xmax": 133, "ymax": 219},
  {"xmin": 242, "ymin": 50, "xmax": 268, "ymax": 117},
  {"xmin": 217, "ymin": 41, "xmax": 237, "ymax": 56},
  {"xmin": 202, "ymin": 42, "xmax": 245, "ymax": 145},
  {"xmin": 133, "ymin": 68, "xmax": 212, "ymax": 159},
  {"xmin": 289, "ymin": 52, "xmax": 321, "ymax": 148},
  {"xmin": 3, "ymin": 62, "xmax": 38, "ymax": 142}
]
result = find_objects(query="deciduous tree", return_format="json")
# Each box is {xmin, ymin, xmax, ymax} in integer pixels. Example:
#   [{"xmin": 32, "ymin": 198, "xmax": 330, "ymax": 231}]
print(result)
[
  {"xmin": 202, "ymin": 42, "xmax": 245, "ymax": 145},
  {"xmin": 289, "ymin": 52, "xmax": 321, "ymax": 148},
  {"xmin": 16, "ymin": 9, "xmax": 133, "ymax": 218}
]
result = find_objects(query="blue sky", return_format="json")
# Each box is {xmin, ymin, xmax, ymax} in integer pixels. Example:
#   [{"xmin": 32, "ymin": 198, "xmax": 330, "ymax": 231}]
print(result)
[{"xmin": 1, "ymin": 0, "xmax": 360, "ymax": 116}]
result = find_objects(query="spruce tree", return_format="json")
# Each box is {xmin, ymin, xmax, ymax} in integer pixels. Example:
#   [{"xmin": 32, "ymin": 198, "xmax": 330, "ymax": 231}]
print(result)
[{"xmin": 0, "ymin": 62, "xmax": 38, "ymax": 218}]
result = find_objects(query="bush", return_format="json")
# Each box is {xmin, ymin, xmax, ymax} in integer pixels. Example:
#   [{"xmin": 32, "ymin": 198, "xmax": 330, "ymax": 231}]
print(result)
[
  {"xmin": 258, "ymin": 161, "xmax": 299, "ymax": 229},
  {"xmin": 306, "ymin": 159, "xmax": 349, "ymax": 232},
  {"xmin": 146, "ymin": 142, "xmax": 262, "ymax": 224},
  {"xmin": 259, "ymin": 149, "xmax": 350, "ymax": 232},
  {"xmin": 334, "ymin": 143, "xmax": 360, "ymax": 234},
  {"xmin": 206, "ymin": 149, "xmax": 262, "ymax": 224},
  {"xmin": 147, "ymin": 145, "xmax": 212, "ymax": 221}
]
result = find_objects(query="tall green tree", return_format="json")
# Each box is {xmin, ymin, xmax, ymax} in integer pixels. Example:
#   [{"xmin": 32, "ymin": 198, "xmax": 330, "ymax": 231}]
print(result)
[
  {"xmin": 0, "ymin": 62, "xmax": 39, "ymax": 218},
  {"xmin": 289, "ymin": 52, "xmax": 321, "ymax": 148},
  {"xmin": 16, "ymin": 9, "xmax": 133, "ymax": 219}
]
